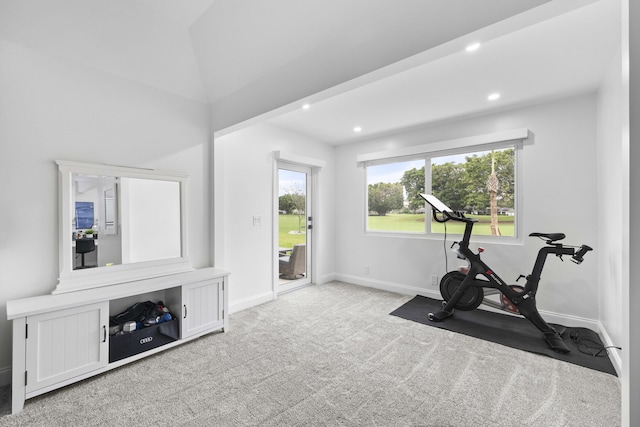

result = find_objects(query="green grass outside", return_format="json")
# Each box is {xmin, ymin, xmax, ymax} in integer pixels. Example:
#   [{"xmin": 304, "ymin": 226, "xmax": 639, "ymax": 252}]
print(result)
[
  {"xmin": 279, "ymin": 213, "xmax": 514, "ymax": 245},
  {"xmin": 279, "ymin": 214, "xmax": 307, "ymax": 249},
  {"xmin": 367, "ymin": 213, "xmax": 515, "ymax": 236}
]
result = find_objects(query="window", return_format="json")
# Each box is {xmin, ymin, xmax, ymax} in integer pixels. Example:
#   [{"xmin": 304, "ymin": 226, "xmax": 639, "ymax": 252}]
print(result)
[
  {"xmin": 366, "ymin": 159, "xmax": 426, "ymax": 233},
  {"xmin": 365, "ymin": 143, "xmax": 519, "ymax": 239}
]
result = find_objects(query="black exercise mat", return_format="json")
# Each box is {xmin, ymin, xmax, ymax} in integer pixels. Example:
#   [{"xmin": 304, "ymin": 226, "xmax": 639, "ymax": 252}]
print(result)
[{"xmin": 391, "ymin": 295, "xmax": 617, "ymax": 376}]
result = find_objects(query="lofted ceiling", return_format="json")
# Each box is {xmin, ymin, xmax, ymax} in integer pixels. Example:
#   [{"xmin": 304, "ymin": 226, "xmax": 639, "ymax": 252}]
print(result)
[
  {"xmin": 0, "ymin": 0, "xmax": 212, "ymax": 103},
  {"xmin": 134, "ymin": 0, "xmax": 217, "ymax": 28},
  {"xmin": 0, "ymin": 0, "xmax": 619, "ymax": 145}
]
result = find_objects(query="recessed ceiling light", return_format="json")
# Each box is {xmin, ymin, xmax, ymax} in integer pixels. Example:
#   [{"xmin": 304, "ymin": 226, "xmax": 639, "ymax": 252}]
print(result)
[
  {"xmin": 302, "ymin": 103, "xmax": 310, "ymax": 110},
  {"xmin": 353, "ymin": 126, "xmax": 362, "ymax": 133},
  {"xmin": 488, "ymin": 93, "xmax": 501, "ymax": 101},
  {"xmin": 465, "ymin": 42, "xmax": 481, "ymax": 52}
]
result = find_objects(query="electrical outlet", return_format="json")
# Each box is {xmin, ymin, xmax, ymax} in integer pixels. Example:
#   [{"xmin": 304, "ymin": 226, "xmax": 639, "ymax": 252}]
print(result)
[
  {"xmin": 364, "ymin": 265, "xmax": 370, "ymax": 275},
  {"xmin": 431, "ymin": 275, "xmax": 438, "ymax": 286}
]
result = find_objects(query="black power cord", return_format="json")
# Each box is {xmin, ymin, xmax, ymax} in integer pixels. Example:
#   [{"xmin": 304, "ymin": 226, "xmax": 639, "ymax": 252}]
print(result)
[
  {"xmin": 570, "ymin": 331, "xmax": 622, "ymax": 357},
  {"xmin": 443, "ymin": 220, "xmax": 448, "ymax": 273}
]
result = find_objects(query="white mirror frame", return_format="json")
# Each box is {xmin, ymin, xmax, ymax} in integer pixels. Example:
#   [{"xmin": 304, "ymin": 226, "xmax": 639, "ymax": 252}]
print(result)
[{"xmin": 54, "ymin": 160, "xmax": 192, "ymax": 294}]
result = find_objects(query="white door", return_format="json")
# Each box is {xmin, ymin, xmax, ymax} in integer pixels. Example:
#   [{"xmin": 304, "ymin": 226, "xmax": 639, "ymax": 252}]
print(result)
[
  {"xmin": 25, "ymin": 302, "xmax": 108, "ymax": 393},
  {"xmin": 276, "ymin": 164, "xmax": 312, "ymax": 293},
  {"xmin": 182, "ymin": 279, "xmax": 223, "ymax": 338}
]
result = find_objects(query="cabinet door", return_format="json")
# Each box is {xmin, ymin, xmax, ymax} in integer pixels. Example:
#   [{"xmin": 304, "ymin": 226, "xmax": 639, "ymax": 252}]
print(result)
[
  {"xmin": 182, "ymin": 279, "xmax": 223, "ymax": 338},
  {"xmin": 25, "ymin": 302, "xmax": 109, "ymax": 393}
]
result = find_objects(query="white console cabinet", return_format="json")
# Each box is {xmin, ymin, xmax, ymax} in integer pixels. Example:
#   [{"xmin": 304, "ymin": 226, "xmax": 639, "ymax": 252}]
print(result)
[{"xmin": 7, "ymin": 268, "xmax": 228, "ymax": 414}]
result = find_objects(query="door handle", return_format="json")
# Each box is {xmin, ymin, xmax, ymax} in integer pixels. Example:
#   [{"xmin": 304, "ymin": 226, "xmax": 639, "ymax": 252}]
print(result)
[
  {"xmin": 184, "ymin": 304, "xmax": 187, "ymax": 319},
  {"xmin": 103, "ymin": 325, "xmax": 107, "ymax": 343}
]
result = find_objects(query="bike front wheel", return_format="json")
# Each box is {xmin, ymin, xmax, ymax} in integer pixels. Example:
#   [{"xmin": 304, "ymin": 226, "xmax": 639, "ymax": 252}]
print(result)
[{"xmin": 440, "ymin": 271, "xmax": 484, "ymax": 311}]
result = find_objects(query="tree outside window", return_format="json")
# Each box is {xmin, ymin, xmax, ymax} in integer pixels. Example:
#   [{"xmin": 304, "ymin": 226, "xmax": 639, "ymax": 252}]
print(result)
[
  {"xmin": 431, "ymin": 148, "xmax": 515, "ymax": 236},
  {"xmin": 366, "ymin": 160, "xmax": 425, "ymax": 232}
]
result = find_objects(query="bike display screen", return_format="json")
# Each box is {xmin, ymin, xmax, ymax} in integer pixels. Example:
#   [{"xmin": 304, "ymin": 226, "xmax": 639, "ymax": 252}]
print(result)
[{"xmin": 420, "ymin": 193, "xmax": 452, "ymax": 213}]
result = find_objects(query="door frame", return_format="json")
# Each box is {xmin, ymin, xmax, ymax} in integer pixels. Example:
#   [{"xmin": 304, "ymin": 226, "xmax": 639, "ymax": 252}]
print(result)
[{"xmin": 273, "ymin": 160, "xmax": 315, "ymax": 296}]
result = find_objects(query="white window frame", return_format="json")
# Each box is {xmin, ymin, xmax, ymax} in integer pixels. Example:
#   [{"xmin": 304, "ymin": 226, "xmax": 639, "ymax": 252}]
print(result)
[{"xmin": 359, "ymin": 129, "xmax": 528, "ymax": 243}]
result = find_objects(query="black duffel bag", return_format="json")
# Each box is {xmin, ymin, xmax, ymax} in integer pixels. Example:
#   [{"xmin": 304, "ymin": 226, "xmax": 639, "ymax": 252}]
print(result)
[{"xmin": 110, "ymin": 301, "xmax": 159, "ymax": 327}]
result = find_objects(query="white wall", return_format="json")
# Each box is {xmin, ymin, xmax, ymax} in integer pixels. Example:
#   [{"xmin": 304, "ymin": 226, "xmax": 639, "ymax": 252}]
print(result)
[
  {"xmin": 214, "ymin": 123, "xmax": 335, "ymax": 311},
  {"xmin": 597, "ymin": 47, "xmax": 624, "ymax": 366},
  {"xmin": 0, "ymin": 40, "xmax": 211, "ymax": 378},
  {"xmin": 334, "ymin": 94, "xmax": 600, "ymax": 325}
]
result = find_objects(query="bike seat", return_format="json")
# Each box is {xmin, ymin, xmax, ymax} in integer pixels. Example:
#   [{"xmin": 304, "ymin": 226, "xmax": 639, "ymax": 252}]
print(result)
[{"xmin": 529, "ymin": 232, "xmax": 566, "ymax": 242}]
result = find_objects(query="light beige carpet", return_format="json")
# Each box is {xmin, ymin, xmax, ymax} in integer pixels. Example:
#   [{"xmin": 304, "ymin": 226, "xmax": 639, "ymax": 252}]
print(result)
[{"xmin": 0, "ymin": 282, "xmax": 621, "ymax": 426}]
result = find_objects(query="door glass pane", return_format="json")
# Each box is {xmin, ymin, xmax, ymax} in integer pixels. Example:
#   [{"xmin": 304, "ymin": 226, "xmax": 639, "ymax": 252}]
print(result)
[{"xmin": 278, "ymin": 169, "xmax": 307, "ymax": 282}]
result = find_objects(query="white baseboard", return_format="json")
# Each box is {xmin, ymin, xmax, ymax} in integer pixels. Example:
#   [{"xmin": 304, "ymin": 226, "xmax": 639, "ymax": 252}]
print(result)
[
  {"xmin": 316, "ymin": 273, "xmax": 337, "ymax": 285},
  {"xmin": 596, "ymin": 321, "xmax": 622, "ymax": 376},
  {"xmin": 334, "ymin": 273, "xmax": 441, "ymax": 299},
  {"xmin": 229, "ymin": 291, "xmax": 274, "ymax": 314},
  {"xmin": 335, "ymin": 273, "xmax": 601, "ymax": 328},
  {"xmin": 0, "ymin": 365, "xmax": 11, "ymax": 387},
  {"xmin": 536, "ymin": 308, "xmax": 599, "ymax": 330}
]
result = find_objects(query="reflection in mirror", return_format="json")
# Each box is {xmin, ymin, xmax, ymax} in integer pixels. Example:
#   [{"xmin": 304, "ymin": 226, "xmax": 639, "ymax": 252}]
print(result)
[
  {"xmin": 73, "ymin": 174, "xmax": 121, "ymax": 270},
  {"xmin": 56, "ymin": 160, "xmax": 191, "ymax": 294},
  {"xmin": 104, "ymin": 186, "xmax": 117, "ymax": 233}
]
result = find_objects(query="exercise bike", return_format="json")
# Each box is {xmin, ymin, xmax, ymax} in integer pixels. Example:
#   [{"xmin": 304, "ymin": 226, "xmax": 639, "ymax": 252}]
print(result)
[{"xmin": 420, "ymin": 193, "xmax": 592, "ymax": 353}]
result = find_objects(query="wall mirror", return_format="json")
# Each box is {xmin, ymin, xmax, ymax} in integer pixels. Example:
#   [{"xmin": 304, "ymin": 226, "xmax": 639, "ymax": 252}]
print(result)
[{"xmin": 55, "ymin": 160, "xmax": 192, "ymax": 294}]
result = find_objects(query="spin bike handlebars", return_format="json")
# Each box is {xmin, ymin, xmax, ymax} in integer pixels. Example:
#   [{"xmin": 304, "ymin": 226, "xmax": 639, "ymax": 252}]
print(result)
[
  {"xmin": 572, "ymin": 244, "xmax": 593, "ymax": 264},
  {"xmin": 431, "ymin": 207, "xmax": 472, "ymax": 224}
]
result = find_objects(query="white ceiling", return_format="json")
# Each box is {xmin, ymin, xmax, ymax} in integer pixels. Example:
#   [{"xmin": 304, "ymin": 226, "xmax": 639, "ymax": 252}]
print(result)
[
  {"xmin": 134, "ymin": 0, "xmax": 217, "ymax": 28},
  {"xmin": 264, "ymin": 0, "xmax": 620, "ymax": 144},
  {"xmin": 189, "ymin": 0, "xmax": 552, "ymax": 104},
  {"xmin": 0, "ymin": 0, "xmax": 211, "ymax": 103},
  {"xmin": 189, "ymin": 0, "xmax": 563, "ymax": 131},
  {"xmin": 0, "ymin": 0, "xmax": 619, "ymax": 145}
]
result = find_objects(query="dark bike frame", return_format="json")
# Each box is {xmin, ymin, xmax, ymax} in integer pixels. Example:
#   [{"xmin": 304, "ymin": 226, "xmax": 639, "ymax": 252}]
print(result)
[{"xmin": 429, "ymin": 208, "xmax": 589, "ymax": 353}]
